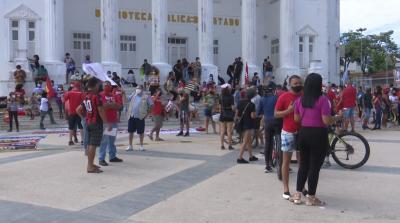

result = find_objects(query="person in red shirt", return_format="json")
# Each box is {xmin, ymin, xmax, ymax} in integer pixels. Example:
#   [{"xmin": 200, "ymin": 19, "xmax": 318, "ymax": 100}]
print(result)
[
  {"xmin": 341, "ymin": 81, "xmax": 357, "ymax": 132},
  {"xmin": 76, "ymin": 78, "xmax": 105, "ymax": 173},
  {"xmin": 112, "ymin": 84, "xmax": 125, "ymax": 122},
  {"xmin": 98, "ymin": 81, "xmax": 123, "ymax": 166},
  {"xmin": 274, "ymin": 75, "xmax": 303, "ymax": 200},
  {"xmin": 64, "ymin": 82, "xmax": 84, "ymax": 145},
  {"xmin": 149, "ymin": 89, "xmax": 165, "ymax": 141}
]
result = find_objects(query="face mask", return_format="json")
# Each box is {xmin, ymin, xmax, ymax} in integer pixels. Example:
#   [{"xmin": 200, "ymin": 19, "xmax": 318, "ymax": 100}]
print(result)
[
  {"xmin": 136, "ymin": 89, "xmax": 143, "ymax": 95},
  {"xmin": 291, "ymin": 86, "xmax": 303, "ymax": 93}
]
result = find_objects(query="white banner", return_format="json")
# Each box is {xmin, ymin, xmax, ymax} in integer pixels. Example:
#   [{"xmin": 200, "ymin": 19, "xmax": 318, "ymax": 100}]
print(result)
[{"xmin": 82, "ymin": 63, "xmax": 117, "ymax": 85}]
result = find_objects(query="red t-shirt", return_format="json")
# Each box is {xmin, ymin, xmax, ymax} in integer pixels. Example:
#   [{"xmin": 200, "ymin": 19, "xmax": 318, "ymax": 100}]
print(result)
[
  {"xmin": 113, "ymin": 88, "xmax": 123, "ymax": 106},
  {"xmin": 100, "ymin": 92, "xmax": 118, "ymax": 123},
  {"xmin": 64, "ymin": 89, "xmax": 84, "ymax": 115},
  {"xmin": 82, "ymin": 92, "xmax": 103, "ymax": 125},
  {"xmin": 151, "ymin": 96, "xmax": 164, "ymax": 116},
  {"xmin": 275, "ymin": 92, "xmax": 301, "ymax": 133},
  {"xmin": 14, "ymin": 89, "xmax": 25, "ymax": 98},
  {"xmin": 341, "ymin": 86, "xmax": 356, "ymax": 108}
]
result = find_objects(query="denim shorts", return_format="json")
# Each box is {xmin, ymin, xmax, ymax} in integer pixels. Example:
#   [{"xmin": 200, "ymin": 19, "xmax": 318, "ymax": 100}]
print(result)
[
  {"xmin": 343, "ymin": 107, "xmax": 355, "ymax": 119},
  {"xmin": 363, "ymin": 108, "xmax": 371, "ymax": 120},
  {"xmin": 280, "ymin": 130, "xmax": 298, "ymax": 152}
]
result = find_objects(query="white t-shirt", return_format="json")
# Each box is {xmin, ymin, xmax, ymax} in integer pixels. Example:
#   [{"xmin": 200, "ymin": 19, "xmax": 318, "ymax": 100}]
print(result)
[
  {"xmin": 40, "ymin": 98, "xmax": 49, "ymax": 111},
  {"xmin": 389, "ymin": 95, "xmax": 398, "ymax": 104}
]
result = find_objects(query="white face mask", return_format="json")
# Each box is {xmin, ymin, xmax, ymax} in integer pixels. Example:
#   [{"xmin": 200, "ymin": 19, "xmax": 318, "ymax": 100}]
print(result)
[{"xmin": 136, "ymin": 89, "xmax": 142, "ymax": 95}]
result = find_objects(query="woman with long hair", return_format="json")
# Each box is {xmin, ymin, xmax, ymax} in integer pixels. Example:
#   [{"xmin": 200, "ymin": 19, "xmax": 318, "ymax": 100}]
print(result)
[
  {"xmin": 293, "ymin": 73, "xmax": 333, "ymax": 206},
  {"xmin": 372, "ymin": 86, "xmax": 383, "ymax": 130},
  {"xmin": 219, "ymin": 84, "xmax": 235, "ymax": 150},
  {"xmin": 236, "ymin": 88, "xmax": 258, "ymax": 163}
]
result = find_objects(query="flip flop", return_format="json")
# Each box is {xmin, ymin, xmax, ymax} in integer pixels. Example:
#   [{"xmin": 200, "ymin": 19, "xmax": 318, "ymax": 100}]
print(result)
[{"xmin": 87, "ymin": 168, "xmax": 103, "ymax": 173}]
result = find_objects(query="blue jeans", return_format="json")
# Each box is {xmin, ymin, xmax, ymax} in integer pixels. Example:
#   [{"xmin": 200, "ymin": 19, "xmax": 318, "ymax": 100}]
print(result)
[
  {"xmin": 374, "ymin": 108, "xmax": 382, "ymax": 129},
  {"xmin": 81, "ymin": 118, "xmax": 89, "ymax": 151},
  {"xmin": 98, "ymin": 123, "xmax": 118, "ymax": 161}
]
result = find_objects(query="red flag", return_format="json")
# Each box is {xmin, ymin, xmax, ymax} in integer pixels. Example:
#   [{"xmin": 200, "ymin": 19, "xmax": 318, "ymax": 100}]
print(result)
[
  {"xmin": 45, "ymin": 76, "xmax": 56, "ymax": 99},
  {"xmin": 244, "ymin": 62, "xmax": 249, "ymax": 85}
]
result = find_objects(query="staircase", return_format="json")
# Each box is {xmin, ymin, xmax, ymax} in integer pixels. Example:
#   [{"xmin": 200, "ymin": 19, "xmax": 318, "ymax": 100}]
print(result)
[{"xmin": 0, "ymin": 85, "xmax": 207, "ymax": 131}]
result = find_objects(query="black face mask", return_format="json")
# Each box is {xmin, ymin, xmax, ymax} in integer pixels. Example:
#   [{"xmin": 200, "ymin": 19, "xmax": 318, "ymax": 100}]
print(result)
[{"xmin": 291, "ymin": 86, "xmax": 303, "ymax": 93}]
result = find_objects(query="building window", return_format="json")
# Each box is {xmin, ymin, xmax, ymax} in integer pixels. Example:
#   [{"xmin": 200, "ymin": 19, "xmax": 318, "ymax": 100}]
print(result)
[
  {"xmin": 309, "ymin": 36, "xmax": 315, "ymax": 61},
  {"xmin": 299, "ymin": 36, "xmax": 304, "ymax": 68},
  {"xmin": 120, "ymin": 35, "xmax": 136, "ymax": 68},
  {"xmin": 72, "ymin": 32, "xmax": 91, "ymax": 65},
  {"xmin": 213, "ymin": 39, "xmax": 219, "ymax": 66},
  {"xmin": 271, "ymin": 38, "xmax": 280, "ymax": 67},
  {"xmin": 168, "ymin": 37, "xmax": 188, "ymax": 65},
  {"xmin": 10, "ymin": 20, "xmax": 19, "ymax": 60},
  {"xmin": 27, "ymin": 21, "xmax": 36, "ymax": 58}
]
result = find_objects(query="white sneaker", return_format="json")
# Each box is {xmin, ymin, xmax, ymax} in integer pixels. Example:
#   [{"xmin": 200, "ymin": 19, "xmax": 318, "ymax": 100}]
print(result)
[
  {"xmin": 126, "ymin": 145, "xmax": 134, "ymax": 151},
  {"xmin": 138, "ymin": 146, "xmax": 146, "ymax": 151}
]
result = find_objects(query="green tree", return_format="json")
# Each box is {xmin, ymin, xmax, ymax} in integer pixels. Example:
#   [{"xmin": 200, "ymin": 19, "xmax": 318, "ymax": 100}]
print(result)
[{"xmin": 340, "ymin": 29, "xmax": 399, "ymax": 74}]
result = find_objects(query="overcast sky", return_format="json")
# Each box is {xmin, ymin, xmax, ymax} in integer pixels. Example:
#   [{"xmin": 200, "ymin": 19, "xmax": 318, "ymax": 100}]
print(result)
[{"xmin": 341, "ymin": 0, "xmax": 400, "ymax": 43}]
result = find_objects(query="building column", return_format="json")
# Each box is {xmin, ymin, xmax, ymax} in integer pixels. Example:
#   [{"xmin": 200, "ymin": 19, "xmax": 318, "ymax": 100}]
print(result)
[
  {"xmin": 278, "ymin": 0, "xmax": 299, "ymax": 82},
  {"xmin": 241, "ymin": 0, "xmax": 260, "ymax": 85},
  {"xmin": 101, "ymin": 0, "xmax": 122, "ymax": 75},
  {"xmin": 198, "ymin": 0, "xmax": 218, "ymax": 83},
  {"xmin": 152, "ymin": 0, "xmax": 171, "ymax": 84},
  {"xmin": 43, "ymin": 0, "xmax": 65, "ymax": 84}
]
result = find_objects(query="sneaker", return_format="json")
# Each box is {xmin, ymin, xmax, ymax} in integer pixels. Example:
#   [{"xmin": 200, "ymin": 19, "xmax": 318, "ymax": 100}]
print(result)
[
  {"xmin": 249, "ymin": 156, "xmax": 259, "ymax": 162},
  {"xmin": 125, "ymin": 145, "xmax": 134, "ymax": 151},
  {"xmin": 99, "ymin": 160, "xmax": 108, "ymax": 166},
  {"xmin": 176, "ymin": 131, "xmax": 183, "ymax": 136},
  {"xmin": 264, "ymin": 166, "xmax": 273, "ymax": 173},
  {"xmin": 138, "ymin": 146, "xmax": 146, "ymax": 151},
  {"xmin": 282, "ymin": 192, "xmax": 291, "ymax": 200},
  {"xmin": 228, "ymin": 146, "xmax": 235, "ymax": 150},
  {"xmin": 109, "ymin": 157, "xmax": 123, "ymax": 162},
  {"xmin": 74, "ymin": 138, "xmax": 79, "ymax": 143},
  {"xmin": 237, "ymin": 158, "xmax": 249, "ymax": 164},
  {"xmin": 184, "ymin": 132, "xmax": 190, "ymax": 137},
  {"xmin": 68, "ymin": 141, "xmax": 74, "ymax": 146}
]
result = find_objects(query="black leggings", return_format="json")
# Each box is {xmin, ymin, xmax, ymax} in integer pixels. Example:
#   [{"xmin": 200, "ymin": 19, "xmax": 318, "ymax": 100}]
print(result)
[
  {"xmin": 264, "ymin": 119, "xmax": 281, "ymax": 167},
  {"xmin": 296, "ymin": 127, "xmax": 328, "ymax": 196},
  {"xmin": 8, "ymin": 111, "xmax": 19, "ymax": 130}
]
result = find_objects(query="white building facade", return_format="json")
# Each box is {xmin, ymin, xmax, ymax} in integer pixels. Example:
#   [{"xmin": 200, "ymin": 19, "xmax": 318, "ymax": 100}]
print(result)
[{"xmin": 0, "ymin": 0, "xmax": 340, "ymax": 96}]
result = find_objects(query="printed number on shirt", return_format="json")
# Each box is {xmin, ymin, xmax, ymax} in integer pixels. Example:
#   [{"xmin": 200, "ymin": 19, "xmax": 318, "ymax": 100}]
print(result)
[{"xmin": 83, "ymin": 100, "xmax": 93, "ymax": 112}]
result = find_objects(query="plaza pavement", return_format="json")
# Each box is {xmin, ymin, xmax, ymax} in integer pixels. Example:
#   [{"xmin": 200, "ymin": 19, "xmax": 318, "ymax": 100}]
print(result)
[{"xmin": 0, "ymin": 126, "xmax": 399, "ymax": 223}]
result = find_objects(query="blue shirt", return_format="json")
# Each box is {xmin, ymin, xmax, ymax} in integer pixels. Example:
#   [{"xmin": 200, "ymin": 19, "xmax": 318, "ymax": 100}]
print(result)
[
  {"xmin": 258, "ymin": 95, "xmax": 277, "ymax": 121},
  {"xmin": 129, "ymin": 94, "xmax": 153, "ymax": 118}
]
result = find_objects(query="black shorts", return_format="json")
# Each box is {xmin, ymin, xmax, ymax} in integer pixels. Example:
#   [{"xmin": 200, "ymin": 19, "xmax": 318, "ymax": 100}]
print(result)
[
  {"xmin": 128, "ymin": 117, "xmax": 145, "ymax": 134},
  {"xmin": 87, "ymin": 123, "xmax": 103, "ymax": 147},
  {"xmin": 68, "ymin": 114, "xmax": 83, "ymax": 130}
]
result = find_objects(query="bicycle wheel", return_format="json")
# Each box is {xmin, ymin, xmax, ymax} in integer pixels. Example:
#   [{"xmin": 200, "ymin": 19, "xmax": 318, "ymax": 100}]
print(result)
[
  {"xmin": 331, "ymin": 132, "xmax": 370, "ymax": 169},
  {"xmin": 271, "ymin": 133, "xmax": 283, "ymax": 180}
]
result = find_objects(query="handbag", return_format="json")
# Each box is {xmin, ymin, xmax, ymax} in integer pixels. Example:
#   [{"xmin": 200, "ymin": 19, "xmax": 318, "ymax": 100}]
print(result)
[{"xmin": 235, "ymin": 102, "xmax": 250, "ymax": 133}]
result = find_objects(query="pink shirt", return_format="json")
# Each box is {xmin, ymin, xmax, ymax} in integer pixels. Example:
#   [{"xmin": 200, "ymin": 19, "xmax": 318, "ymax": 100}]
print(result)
[{"xmin": 294, "ymin": 96, "xmax": 331, "ymax": 128}]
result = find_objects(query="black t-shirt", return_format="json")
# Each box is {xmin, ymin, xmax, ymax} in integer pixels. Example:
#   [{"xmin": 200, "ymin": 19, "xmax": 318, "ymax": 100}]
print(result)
[
  {"xmin": 220, "ymin": 95, "xmax": 234, "ymax": 110},
  {"xmin": 237, "ymin": 100, "xmax": 256, "ymax": 130}
]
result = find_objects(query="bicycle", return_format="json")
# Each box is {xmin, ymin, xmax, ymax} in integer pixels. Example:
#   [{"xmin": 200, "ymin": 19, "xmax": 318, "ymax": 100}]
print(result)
[{"xmin": 273, "ymin": 126, "xmax": 370, "ymax": 180}]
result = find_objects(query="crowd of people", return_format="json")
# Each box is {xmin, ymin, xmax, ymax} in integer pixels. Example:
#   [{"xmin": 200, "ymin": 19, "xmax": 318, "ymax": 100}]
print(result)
[{"xmin": 4, "ymin": 52, "xmax": 400, "ymax": 206}]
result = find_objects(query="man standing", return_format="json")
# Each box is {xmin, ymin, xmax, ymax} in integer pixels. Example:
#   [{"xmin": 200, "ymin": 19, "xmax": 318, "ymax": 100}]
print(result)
[
  {"xmin": 98, "ymin": 81, "xmax": 123, "ymax": 166},
  {"xmin": 342, "ymin": 81, "xmax": 357, "ymax": 132},
  {"xmin": 64, "ymin": 82, "xmax": 84, "ymax": 145},
  {"xmin": 76, "ymin": 78, "xmax": 104, "ymax": 173},
  {"xmin": 141, "ymin": 59, "xmax": 152, "ymax": 89},
  {"xmin": 13, "ymin": 65, "xmax": 27, "ymax": 84},
  {"xmin": 275, "ymin": 75, "xmax": 303, "ymax": 200},
  {"xmin": 233, "ymin": 57, "xmax": 243, "ymax": 86},
  {"xmin": 258, "ymin": 83, "xmax": 279, "ymax": 172},
  {"xmin": 64, "ymin": 53, "xmax": 75, "ymax": 84},
  {"xmin": 126, "ymin": 85, "xmax": 153, "ymax": 151},
  {"xmin": 193, "ymin": 57, "xmax": 202, "ymax": 80}
]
